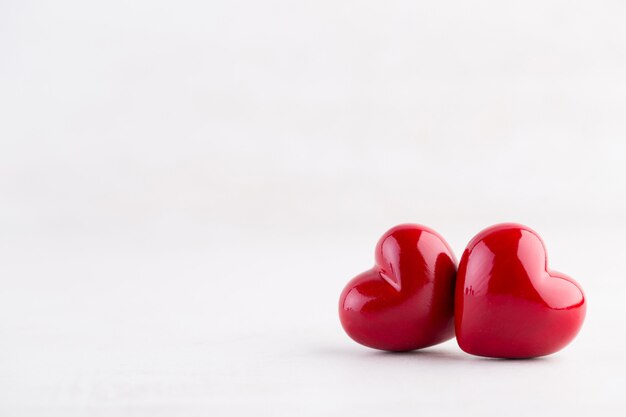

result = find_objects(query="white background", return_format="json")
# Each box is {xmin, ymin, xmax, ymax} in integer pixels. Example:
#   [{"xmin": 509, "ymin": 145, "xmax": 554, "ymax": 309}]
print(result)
[{"xmin": 1, "ymin": 1, "xmax": 626, "ymax": 416}]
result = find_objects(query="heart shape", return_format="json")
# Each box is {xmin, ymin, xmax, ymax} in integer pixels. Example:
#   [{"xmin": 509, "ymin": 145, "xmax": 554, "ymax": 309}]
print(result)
[
  {"xmin": 339, "ymin": 224, "xmax": 457, "ymax": 351},
  {"xmin": 455, "ymin": 223, "xmax": 586, "ymax": 358}
]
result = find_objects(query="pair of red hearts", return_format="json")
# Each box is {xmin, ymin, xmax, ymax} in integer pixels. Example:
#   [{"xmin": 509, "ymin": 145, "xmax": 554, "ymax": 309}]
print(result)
[{"xmin": 338, "ymin": 223, "xmax": 586, "ymax": 358}]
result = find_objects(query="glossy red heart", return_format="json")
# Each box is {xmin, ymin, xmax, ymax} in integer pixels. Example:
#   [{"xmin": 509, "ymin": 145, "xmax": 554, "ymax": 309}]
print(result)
[
  {"xmin": 455, "ymin": 223, "xmax": 586, "ymax": 358},
  {"xmin": 339, "ymin": 224, "xmax": 457, "ymax": 351}
]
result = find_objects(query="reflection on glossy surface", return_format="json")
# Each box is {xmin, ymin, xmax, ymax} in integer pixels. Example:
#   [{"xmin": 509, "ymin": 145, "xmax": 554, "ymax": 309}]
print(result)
[
  {"xmin": 455, "ymin": 223, "xmax": 586, "ymax": 358},
  {"xmin": 339, "ymin": 224, "xmax": 457, "ymax": 351}
]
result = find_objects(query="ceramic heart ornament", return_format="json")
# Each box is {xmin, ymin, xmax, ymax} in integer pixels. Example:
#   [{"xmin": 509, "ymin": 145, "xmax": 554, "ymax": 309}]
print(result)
[
  {"xmin": 455, "ymin": 223, "xmax": 586, "ymax": 358},
  {"xmin": 339, "ymin": 224, "xmax": 457, "ymax": 351}
]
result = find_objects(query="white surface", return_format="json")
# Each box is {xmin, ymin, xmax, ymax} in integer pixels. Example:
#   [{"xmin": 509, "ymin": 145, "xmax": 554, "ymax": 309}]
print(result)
[{"xmin": 1, "ymin": 1, "xmax": 626, "ymax": 416}]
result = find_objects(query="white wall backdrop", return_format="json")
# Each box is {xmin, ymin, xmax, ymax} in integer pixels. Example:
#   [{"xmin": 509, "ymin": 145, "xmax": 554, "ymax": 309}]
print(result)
[{"xmin": 1, "ymin": 1, "xmax": 625, "ymax": 416}]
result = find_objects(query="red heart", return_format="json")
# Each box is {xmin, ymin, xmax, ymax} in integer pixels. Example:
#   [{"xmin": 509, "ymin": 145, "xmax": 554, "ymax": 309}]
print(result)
[
  {"xmin": 455, "ymin": 223, "xmax": 586, "ymax": 358},
  {"xmin": 339, "ymin": 224, "xmax": 457, "ymax": 351}
]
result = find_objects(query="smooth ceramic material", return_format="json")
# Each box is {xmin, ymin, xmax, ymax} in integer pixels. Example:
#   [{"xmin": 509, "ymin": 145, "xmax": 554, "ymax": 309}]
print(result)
[
  {"xmin": 455, "ymin": 223, "xmax": 586, "ymax": 358},
  {"xmin": 339, "ymin": 224, "xmax": 457, "ymax": 351}
]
